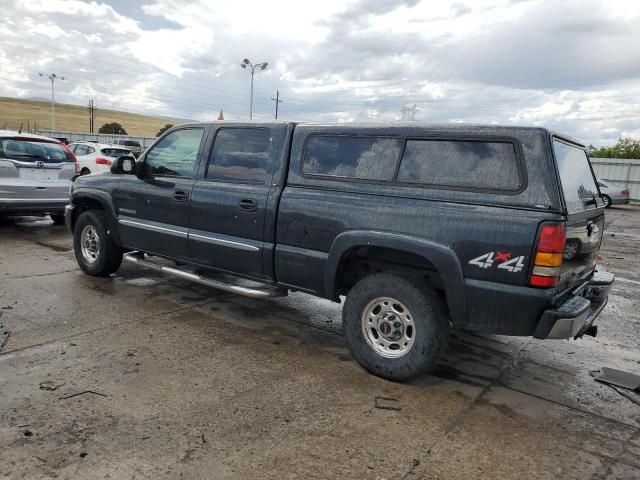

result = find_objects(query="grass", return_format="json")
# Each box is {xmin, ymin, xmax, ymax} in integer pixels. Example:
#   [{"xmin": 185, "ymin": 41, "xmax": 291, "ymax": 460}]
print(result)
[{"xmin": 0, "ymin": 97, "xmax": 188, "ymax": 137}]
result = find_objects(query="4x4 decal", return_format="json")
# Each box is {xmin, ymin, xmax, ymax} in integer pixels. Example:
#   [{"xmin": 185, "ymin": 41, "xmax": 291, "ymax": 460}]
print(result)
[{"xmin": 468, "ymin": 252, "xmax": 526, "ymax": 273}]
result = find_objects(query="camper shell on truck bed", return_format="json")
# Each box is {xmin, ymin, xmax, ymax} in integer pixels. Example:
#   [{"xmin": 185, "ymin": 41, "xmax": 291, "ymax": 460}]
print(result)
[{"xmin": 65, "ymin": 122, "xmax": 614, "ymax": 381}]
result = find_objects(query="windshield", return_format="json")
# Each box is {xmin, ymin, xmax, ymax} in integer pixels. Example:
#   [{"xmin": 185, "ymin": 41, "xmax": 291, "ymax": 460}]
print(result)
[
  {"xmin": 0, "ymin": 138, "xmax": 73, "ymax": 163},
  {"xmin": 101, "ymin": 148, "xmax": 130, "ymax": 158},
  {"xmin": 123, "ymin": 141, "xmax": 140, "ymax": 147},
  {"xmin": 553, "ymin": 139, "xmax": 600, "ymax": 214}
]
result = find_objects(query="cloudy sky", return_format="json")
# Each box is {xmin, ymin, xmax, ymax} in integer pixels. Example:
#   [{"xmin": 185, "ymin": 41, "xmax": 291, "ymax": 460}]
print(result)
[{"xmin": 0, "ymin": 0, "xmax": 639, "ymax": 145}]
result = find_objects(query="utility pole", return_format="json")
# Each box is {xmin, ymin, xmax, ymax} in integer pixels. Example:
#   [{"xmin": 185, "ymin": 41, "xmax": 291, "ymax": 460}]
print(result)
[
  {"xmin": 87, "ymin": 99, "xmax": 95, "ymax": 133},
  {"xmin": 38, "ymin": 73, "xmax": 65, "ymax": 131},
  {"xmin": 271, "ymin": 90, "xmax": 283, "ymax": 119},
  {"xmin": 240, "ymin": 58, "xmax": 268, "ymax": 120}
]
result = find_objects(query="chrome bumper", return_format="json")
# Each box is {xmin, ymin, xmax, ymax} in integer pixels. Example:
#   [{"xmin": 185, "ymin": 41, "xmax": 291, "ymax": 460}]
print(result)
[{"xmin": 534, "ymin": 269, "xmax": 615, "ymax": 340}]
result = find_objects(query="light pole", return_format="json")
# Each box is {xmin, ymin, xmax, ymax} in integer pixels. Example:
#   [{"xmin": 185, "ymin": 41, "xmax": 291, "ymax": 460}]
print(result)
[
  {"xmin": 39, "ymin": 73, "xmax": 65, "ymax": 131},
  {"xmin": 240, "ymin": 58, "xmax": 268, "ymax": 120}
]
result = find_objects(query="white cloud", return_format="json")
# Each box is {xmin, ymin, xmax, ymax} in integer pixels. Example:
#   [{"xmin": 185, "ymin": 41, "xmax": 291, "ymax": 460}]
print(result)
[{"xmin": 0, "ymin": 0, "xmax": 638, "ymax": 145}]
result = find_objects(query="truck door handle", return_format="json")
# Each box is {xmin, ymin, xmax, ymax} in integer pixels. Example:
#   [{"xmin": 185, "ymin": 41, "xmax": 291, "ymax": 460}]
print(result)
[
  {"xmin": 174, "ymin": 190, "xmax": 189, "ymax": 202},
  {"xmin": 239, "ymin": 198, "xmax": 258, "ymax": 212}
]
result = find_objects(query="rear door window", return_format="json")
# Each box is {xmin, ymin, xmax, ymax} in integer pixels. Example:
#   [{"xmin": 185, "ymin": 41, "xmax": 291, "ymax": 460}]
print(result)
[
  {"xmin": 74, "ymin": 144, "xmax": 90, "ymax": 156},
  {"xmin": 206, "ymin": 128, "xmax": 272, "ymax": 183},
  {"xmin": 0, "ymin": 139, "xmax": 73, "ymax": 163},
  {"xmin": 397, "ymin": 140, "xmax": 521, "ymax": 191},
  {"xmin": 553, "ymin": 139, "xmax": 599, "ymax": 213},
  {"xmin": 303, "ymin": 136, "xmax": 403, "ymax": 180}
]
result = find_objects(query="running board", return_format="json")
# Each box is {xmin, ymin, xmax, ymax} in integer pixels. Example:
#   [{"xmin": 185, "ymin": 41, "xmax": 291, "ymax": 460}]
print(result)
[{"xmin": 122, "ymin": 252, "xmax": 287, "ymax": 299}]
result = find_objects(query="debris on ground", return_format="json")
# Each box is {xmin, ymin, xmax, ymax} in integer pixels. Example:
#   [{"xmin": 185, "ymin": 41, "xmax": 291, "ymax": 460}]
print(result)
[
  {"xmin": 591, "ymin": 368, "xmax": 640, "ymax": 406},
  {"xmin": 593, "ymin": 367, "xmax": 640, "ymax": 391},
  {"xmin": 1, "ymin": 330, "xmax": 11, "ymax": 352},
  {"xmin": 39, "ymin": 381, "xmax": 65, "ymax": 391},
  {"xmin": 60, "ymin": 390, "xmax": 107, "ymax": 400},
  {"xmin": 374, "ymin": 396, "xmax": 401, "ymax": 411}
]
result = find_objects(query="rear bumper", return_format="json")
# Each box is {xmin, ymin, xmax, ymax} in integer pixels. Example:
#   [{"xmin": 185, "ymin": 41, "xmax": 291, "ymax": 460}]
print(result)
[
  {"xmin": 533, "ymin": 269, "xmax": 614, "ymax": 339},
  {"xmin": 0, "ymin": 198, "xmax": 68, "ymax": 214}
]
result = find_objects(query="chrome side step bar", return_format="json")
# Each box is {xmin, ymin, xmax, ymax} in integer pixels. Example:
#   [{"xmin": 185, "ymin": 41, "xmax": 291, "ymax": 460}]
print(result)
[{"xmin": 123, "ymin": 252, "xmax": 287, "ymax": 299}]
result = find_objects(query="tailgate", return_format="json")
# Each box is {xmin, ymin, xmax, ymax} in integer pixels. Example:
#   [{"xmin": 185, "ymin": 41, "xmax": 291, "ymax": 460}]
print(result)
[{"xmin": 553, "ymin": 138, "xmax": 605, "ymax": 291}]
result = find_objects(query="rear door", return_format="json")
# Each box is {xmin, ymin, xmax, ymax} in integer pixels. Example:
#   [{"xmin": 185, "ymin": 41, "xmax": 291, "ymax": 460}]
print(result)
[
  {"xmin": 0, "ymin": 137, "xmax": 74, "ymax": 203},
  {"xmin": 114, "ymin": 127, "xmax": 207, "ymax": 259},
  {"xmin": 553, "ymin": 138, "xmax": 605, "ymax": 290},
  {"xmin": 188, "ymin": 126, "xmax": 275, "ymax": 279}
]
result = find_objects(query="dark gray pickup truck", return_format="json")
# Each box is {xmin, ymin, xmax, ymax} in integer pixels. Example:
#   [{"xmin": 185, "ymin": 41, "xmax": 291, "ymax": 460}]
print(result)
[{"xmin": 65, "ymin": 122, "xmax": 614, "ymax": 380}]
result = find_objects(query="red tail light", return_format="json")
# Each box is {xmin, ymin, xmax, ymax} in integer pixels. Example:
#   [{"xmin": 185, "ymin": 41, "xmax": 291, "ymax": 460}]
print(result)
[
  {"xmin": 61, "ymin": 143, "xmax": 80, "ymax": 174},
  {"xmin": 530, "ymin": 222, "xmax": 565, "ymax": 288},
  {"xmin": 95, "ymin": 157, "xmax": 112, "ymax": 166},
  {"xmin": 621, "ymin": 188, "xmax": 630, "ymax": 196}
]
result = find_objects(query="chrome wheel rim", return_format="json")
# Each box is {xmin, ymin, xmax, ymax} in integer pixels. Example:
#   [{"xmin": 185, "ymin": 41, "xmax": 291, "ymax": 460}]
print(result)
[
  {"xmin": 80, "ymin": 225, "xmax": 100, "ymax": 263},
  {"xmin": 603, "ymin": 196, "xmax": 610, "ymax": 207},
  {"xmin": 361, "ymin": 297, "xmax": 415, "ymax": 358}
]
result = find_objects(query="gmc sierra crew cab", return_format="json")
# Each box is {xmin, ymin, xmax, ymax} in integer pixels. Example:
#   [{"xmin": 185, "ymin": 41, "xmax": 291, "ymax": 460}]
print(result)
[{"xmin": 65, "ymin": 122, "xmax": 614, "ymax": 381}]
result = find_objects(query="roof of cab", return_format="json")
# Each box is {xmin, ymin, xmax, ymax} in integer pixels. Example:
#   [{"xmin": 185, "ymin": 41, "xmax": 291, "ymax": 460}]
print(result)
[{"xmin": 168, "ymin": 121, "xmax": 585, "ymax": 148}]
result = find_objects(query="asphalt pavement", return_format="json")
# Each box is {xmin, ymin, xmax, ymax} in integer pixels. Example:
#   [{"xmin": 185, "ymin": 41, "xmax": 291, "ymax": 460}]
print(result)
[{"xmin": 1, "ymin": 207, "xmax": 639, "ymax": 479}]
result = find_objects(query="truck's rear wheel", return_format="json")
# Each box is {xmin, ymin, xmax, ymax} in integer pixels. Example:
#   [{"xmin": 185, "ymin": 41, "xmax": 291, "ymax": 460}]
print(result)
[
  {"xmin": 73, "ymin": 210, "xmax": 122, "ymax": 276},
  {"xmin": 342, "ymin": 273, "xmax": 450, "ymax": 381}
]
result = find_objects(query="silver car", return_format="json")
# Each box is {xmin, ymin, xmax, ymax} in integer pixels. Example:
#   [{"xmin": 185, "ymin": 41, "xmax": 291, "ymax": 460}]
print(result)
[
  {"xmin": 0, "ymin": 130, "xmax": 78, "ymax": 224},
  {"xmin": 598, "ymin": 181, "xmax": 630, "ymax": 208}
]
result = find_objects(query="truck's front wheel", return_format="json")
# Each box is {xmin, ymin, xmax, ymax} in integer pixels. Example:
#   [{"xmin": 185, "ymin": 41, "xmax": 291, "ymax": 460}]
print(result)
[
  {"xmin": 342, "ymin": 273, "xmax": 450, "ymax": 381},
  {"xmin": 73, "ymin": 210, "xmax": 123, "ymax": 276}
]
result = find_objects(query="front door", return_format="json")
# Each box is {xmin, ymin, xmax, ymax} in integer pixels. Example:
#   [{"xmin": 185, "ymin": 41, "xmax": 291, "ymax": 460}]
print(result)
[
  {"xmin": 188, "ymin": 127, "xmax": 274, "ymax": 279},
  {"xmin": 114, "ymin": 127, "xmax": 207, "ymax": 259}
]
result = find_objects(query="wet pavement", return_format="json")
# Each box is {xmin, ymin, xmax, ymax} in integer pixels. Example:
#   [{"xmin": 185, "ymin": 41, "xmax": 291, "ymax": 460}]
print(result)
[{"xmin": 0, "ymin": 207, "xmax": 639, "ymax": 479}]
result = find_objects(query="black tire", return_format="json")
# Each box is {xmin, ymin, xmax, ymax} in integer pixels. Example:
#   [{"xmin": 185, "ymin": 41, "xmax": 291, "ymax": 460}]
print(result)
[
  {"xmin": 342, "ymin": 272, "xmax": 450, "ymax": 381},
  {"xmin": 602, "ymin": 195, "xmax": 612, "ymax": 208},
  {"xmin": 50, "ymin": 213, "xmax": 65, "ymax": 225},
  {"xmin": 73, "ymin": 210, "xmax": 122, "ymax": 276}
]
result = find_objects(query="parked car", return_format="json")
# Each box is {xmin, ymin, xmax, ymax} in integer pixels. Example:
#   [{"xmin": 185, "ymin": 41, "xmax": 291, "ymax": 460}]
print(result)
[
  {"xmin": 0, "ymin": 130, "xmax": 78, "ymax": 224},
  {"xmin": 68, "ymin": 141, "xmax": 131, "ymax": 175},
  {"xmin": 65, "ymin": 123, "xmax": 614, "ymax": 381},
  {"xmin": 598, "ymin": 181, "xmax": 630, "ymax": 207},
  {"xmin": 112, "ymin": 139, "xmax": 142, "ymax": 158}
]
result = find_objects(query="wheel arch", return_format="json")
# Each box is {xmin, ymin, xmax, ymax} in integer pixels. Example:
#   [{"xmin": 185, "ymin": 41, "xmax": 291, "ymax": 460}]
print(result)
[
  {"xmin": 70, "ymin": 190, "xmax": 122, "ymax": 246},
  {"xmin": 325, "ymin": 230, "xmax": 467, "ymax": 327}
]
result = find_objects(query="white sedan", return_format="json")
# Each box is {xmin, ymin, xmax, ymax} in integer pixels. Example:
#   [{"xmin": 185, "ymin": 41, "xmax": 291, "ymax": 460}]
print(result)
[{"xmin": 68, "ymin": 142, "xmax": 131, "ymax": 175}]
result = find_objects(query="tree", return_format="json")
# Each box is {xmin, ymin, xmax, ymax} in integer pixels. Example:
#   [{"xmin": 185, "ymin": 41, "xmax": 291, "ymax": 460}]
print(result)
[
  {"xmin": 156, "ymin": 124, "xmax": 174, "ymax": 136},
  {"xmin": 98, "ymin": 122, "xmax": 127, "ymax": 135},
  {"xmin": 588, "ymin": 137, "xmax": 640, "ymax": 159}
]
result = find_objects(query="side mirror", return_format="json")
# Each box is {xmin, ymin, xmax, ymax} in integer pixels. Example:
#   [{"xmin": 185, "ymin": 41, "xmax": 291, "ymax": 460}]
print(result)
[{"xmin": 110, "ymin": 155, "xmax": 136, "ymax": 175}]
